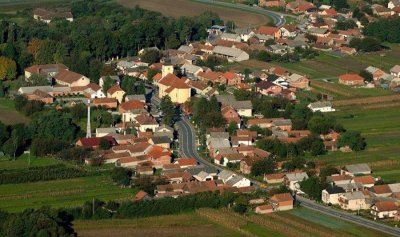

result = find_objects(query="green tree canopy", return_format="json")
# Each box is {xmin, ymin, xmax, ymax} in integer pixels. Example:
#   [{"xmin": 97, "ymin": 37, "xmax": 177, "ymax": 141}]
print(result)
[{"xmin": 251, "ymin": 158, "xmax": 275, "ymax": 177}]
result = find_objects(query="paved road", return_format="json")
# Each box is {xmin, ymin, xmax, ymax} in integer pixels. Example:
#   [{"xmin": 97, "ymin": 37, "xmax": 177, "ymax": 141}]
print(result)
[
  {"xmin": 193, "ymin": 0, "xmax": 288, "ymax": 26},
  {"xmin": 297, "ymin": 196, "xmax": 400, "ymax": 237},
  {"xmin": 176, "ymin": 114, "xmax": 400, "ymax": 236}
]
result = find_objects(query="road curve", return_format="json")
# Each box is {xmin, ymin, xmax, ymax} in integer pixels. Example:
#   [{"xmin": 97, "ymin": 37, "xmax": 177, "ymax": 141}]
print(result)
[
  {"xmin": 192, "ymin": 0, "xmax": 287, "ymax": 26},
  {"xmin": 176, "ymin": 116, "xmax": 400, "ymax": 236}
]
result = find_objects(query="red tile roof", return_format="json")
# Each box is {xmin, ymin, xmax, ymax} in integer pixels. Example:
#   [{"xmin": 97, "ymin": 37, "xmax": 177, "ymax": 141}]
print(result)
[
  {"xmin": 77, "ymin": 136, "xmax": 116, "ymax": 148},
  {"xmin": 54, "ymin": 69, "xmax": 86, "ymax": 84},
  {"xmin": 339, "ymin": 73, "xmax": 364, "ymax": 82},
  {"xmin": 120, "ymin": 100, "xmax": 146, "ymax": 111},
  {"xmin": 271, "ymin": 193, "xmax": 294, "ymax": 203},
  {"xmin": 107, "ymin": 84, "xmax": 124, "ymax": 95},
  {"xmin": 257, "ymin": 26, "xmax": 280, "ymax": 36}
]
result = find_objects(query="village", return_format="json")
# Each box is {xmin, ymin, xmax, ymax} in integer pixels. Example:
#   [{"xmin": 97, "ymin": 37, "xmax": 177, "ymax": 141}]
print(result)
[{"xmin": 1, "ymin": 1, "xmax": 400, "ymax": 235}]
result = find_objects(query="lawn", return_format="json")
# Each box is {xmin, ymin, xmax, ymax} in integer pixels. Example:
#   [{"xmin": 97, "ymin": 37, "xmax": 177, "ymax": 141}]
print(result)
[
  {"xmin": 0, "ymin": 175, "xmax": 135, "ymax": 212},
  {"xmin": 0, "ymin": 154, "xmax": 64, "ymax": 170}
]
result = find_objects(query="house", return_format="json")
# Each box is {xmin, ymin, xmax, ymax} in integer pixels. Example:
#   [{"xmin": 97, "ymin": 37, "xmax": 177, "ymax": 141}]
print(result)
[
  {"xmin": 255, "ymin": 204, "xmax": 274, "ymax": 214},
  {"xmin": 54, "ymin": 70, "xmax": 90, "ymax": 87},
  {"xmin": 322, "ymin": 185, "xmax": 345, "ymax": 205},
  {"xmin": 284, "ymin": 172, "xmax": 308, "ymax": 193},
  {"xmin": 76, "ymin": 136, "xmax": 116, "ymax": 149},
  {"xmin": 255, "ymin": 80, "xmax": 283, "ymax": 96},
  {"xmin": 338, "ymin": 191, "xmax": 370, "ymax": 211},
  {"xmin": 119, "ymin": 100, "xmax": 146, "ymax": 122},
  {"xmin": 33, "ymin": 8, "xmax": 73, "ymax": 23},
  {"xmin": 341, "ymin": 163, "xmax": 371, "ymax": 177},
  {"xmin": 256, "ymin": 26, "xmax": 282, "ymax": 39},
  {"xmin": 24, "ymin": 64, "xmax": 68, "ymax": 79},
  {"xmin": 371, "ymin": 201, "xmax": 399, "ymax": 219},
  {"xmin": 326, "ymin": 174, "xmax": 352, "ymax": 185},
  {"xmin": 352, "ymin": 175, "xmax": 375, "ymax": 188},
  {"xmin": 181, "ymin": 64, "xmax": 203, "ymax": 77},
  {"xmin": 286, "ymin": 0, "xmax": 316, "ymax": 13},
  {"xmin": 286, "ymin": 74, "xmax": 309, "ymax": 89},
  {"xmin": 212, "ymin": 46, "xmax": 250, "ymax": 62},
  {"xmin": 390, "ymin": 65, "xmax": 400, "ymax": 77},
  {"xmin": 247, "ymin": 118, "xmax": 277, "ymax": 129},
  {"xmin": 272, "ymin": 119, "xmax": 292, "ymax": 131},
  {"xmin": 264, "ymin": 173, "xmax": 285, "ymax": 184},
  {"xmin": 270, "ymin": 193, "xmax": 294, "ymax": 211},
  {"xmin": 370, "ymin": 185, "xmax": 392, "ymax": 197},
  {"xmin": 223, "ymin": 71, "xmax": 241, "ymax": 86},
  {"xmin": 240, "ymin": 157, "xmax": 261, "ymax": 175},
  {"xmin": 216, "ymin": 95, "xmax": 252, "ymax": 117},
  {"xmin": 259, "ymin": 0, "xmax": 285, "ymax": 7},
  {"xmin": 221, "ymin": 105, "xmax": 241, "ymax": 127},
  {"xmin": 149, "ymin": 136, "xmax": 171, "ymax": 149},
  {"xmin": 135, "ymin": 113, "xmax": 159, "ymax": 132},
  {"xmin": 96, "ymin": 127, "xmax": 117, "ymax": 137},
  {"xmin": 196, "ymin": 71, "xmax": 227, "ymax": 84},
  {"xmin": 234, "ymin": 28, "xmax": 255, "ymax": 42},
  {"xmin": 207, "ymin": 25, "xmax": 227, "ymax": 35},
  {"xmin": 280, "ymin": 25, "xmax": 298, "ymax": 38},
  {"xmin": 388, "ymin": 0, "xmax": 400, "ymax": 9},
  {"xmin": 338, "ymin": 74, "xmax": 364, "ymax": 86},
  {"xmin": 365, "ymin": 66, "xmax": 385, "ymax": 81},
  {"xmin": 99, "ymin": 75, "xmax": 120, "ymax": 89},
  {"xmin": 24, "ymin": 89, "xmax": 54, "ymax": 104},
  {"xmin": 307, "ymin": 101, "xmax": 335, "ymax": 112},
  {"xmin": 225, "ymin": 175, "xmax": 251, "ymax": 188},
  {"xmin": 107, "ymin": 84, "xmax": 125, "ymax": 103},
  {"xmin": 154, "ymin": 125, "xmax": 174, "ymax": 140},
  {"xmin": 93, "ymin": 98, "xmax": 118, "ymax": 109},
  {"xmin": 174, "ymin": 158, "xmax": 198, "ymax": 168},
  {"xmin": 158, "ymin": 74, "xmax": 191, "ymax": 104},
  {"xmin": 134, "ymin": 190, "xmax": 151, "ymax": 201}
]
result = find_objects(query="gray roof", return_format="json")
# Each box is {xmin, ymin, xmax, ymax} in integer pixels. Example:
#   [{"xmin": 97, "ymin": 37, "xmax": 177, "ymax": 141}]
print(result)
[
  {"xmin": 388, "ymin": 183, "xmax": 400, "ymax": 193},
  {"xmin": 365, "ymin": 66, "xmax": 380, "ymax": 74},
  {"xmin": 216, "ymin": 95, "xmax": 252, "ymax": 110},
  {"xmin": 308, "ymin": 28, "xmax": 328, "ymax": 34},
  {"xmin": 226, "ymin": 175, "xmax": 246, "ymax": 186},
  {"xmin": 285, "ymin": 172, "xmax": 308, "ymax": 182},
  {"xmin": 344, "ymin": 163, "xmax": 371, "ymax": 174},
  {"xmin": 218, "ymin": 170, "xmax": 235, "ymax": 181},
  {"xmin": 217, "ymin": 147, "xmax": 238, "ymax": 155},
  {"xmin": 151, "ymin": 136, "xmax": 170, "ymax": 144},
  {"xmin": 195, "ymin": 171, "xmax": 210, "ymax": 180},
  {"xmin": 273, "ymin": 119, "xmax": 292, "ymax": 126},
  {"xmin": 96, "ymin": 127, "xmax": 117, "ymax": 135},
  {"xmin": 207, "ymin": 138, "xmax": 231, "ymax": 149},
  {"xmin": 337, "ymin": 182, "xmax": 364, "ymax": 192},
  {"xmin": 186, "ymin": 165, "xmax": 218, "ymax": 176},
  {"xmin": 125, "ymin": 94, "xmax": 146, "ymax": 102},
  {"xmin": 287, "ymin": 73, "xmax": 305, "ymax": 83},
  {"xmin": 156, "ymin": 124, "xmax": 174, "ymax": 132},
  {"xmin": 234, "ymin": 28, "xmax": 254, "ymax": 35},
  {"xmin": 100, "ymin": 75, "xmax": 119, "ymax": 81},
  {"xmin": 177, "ymin": 45, "xmax": 194, "ymax": 54},
  {"xmin": 181, "ymin": 64, "xmax": 203, "ymax": 74},
  {"xmin": 221, "ymin": 32, "xmax": 240, "ymax": 40},
  {"xmin": 209, "ymin": 132, "xmax": 230, "ymax": 139},
  {"xmin": 272, "ymin": 128, "xmax": 288, "ymax": 137},
  {"xmin": 18, "ymin": 86, "xmax": 71, "ymax": 94},
  {"xmin": 390, "ymin": 65, "xmax": 400, "ymax": 73},
  {"xmin": 340, "ymin": 191, "xmax": 366, "ymax": 200},
  {"xmin": 213, "ymin": 46, "xmax": 248, "ymax": 58}
]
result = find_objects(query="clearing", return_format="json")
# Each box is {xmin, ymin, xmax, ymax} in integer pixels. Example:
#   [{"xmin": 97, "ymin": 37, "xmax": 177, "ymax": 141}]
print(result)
[{"xmin": 115, "ymin": 0, "xmax": 270, "ymax": 27}]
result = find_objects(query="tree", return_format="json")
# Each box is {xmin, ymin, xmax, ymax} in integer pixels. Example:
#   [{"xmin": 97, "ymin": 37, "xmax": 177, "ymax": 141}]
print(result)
[
  {"xmin": 310, "ymin": 139, "xmax": 326, "ymax": 156},
  {"xmin": 332, "ymin": 0, "xmax": 349, "ymax": 10},
  {"xmin": 160, "ymin": 95, "xmax": 175, "ymax": 126},
  {"xmin": 359, "ymin": 70, "xmax": 373, "ymax": 82},
  {"xmin": 337, "ymin": 131, "xmax": 366, "ymax": 151},
  {"xmin": 0, "ymin": 81, "xmax": 5, "ymax": 97},
  {"xmin": 227, "ymin": 121, "xmax": 237, "ymax": 135},
  {"xmin": 100, "ymin": 138, "xmax": 111, "ymax": 150},
  {"xmin": 102, "ymin": 76, "xmax": 114, "ymax": 94},
  {"xmin": 349, "ymin": 37, "xmax": 381, "ymax": 52},
  {"xmin": 0, "ymin": 56, "xmax": 17, "ymax": 80},
  {"xmin": 28, "ymin": 74, "xmax": 49, "ymax": 86},
  {"xmin": 2, "ymin": 138, "xmax": 18, "ymax": 159},
  {"xmin": 320, "ymin": 165, "xmax": 339, "ymax": 181},
  {"xmin": 251, "ymin": 158, "xmax": 275, "ymax": 176},
  {"xmin": 0, "ymin": 122, "xmax": 9, "ymax": 146},
  {"xmin": 300, "ymin": 176, "xmax": 323, "ymax": 200},
  {"xmin": 111, "ymin": 167, "xmax": 132, "ymax": 186},
  {"xmin": 140, "ymin": 49, "xmax": 160, "ymax": 64},
  {"xmin": 307, "ymin": 115, "xmax": 337, "ymax": 135}
]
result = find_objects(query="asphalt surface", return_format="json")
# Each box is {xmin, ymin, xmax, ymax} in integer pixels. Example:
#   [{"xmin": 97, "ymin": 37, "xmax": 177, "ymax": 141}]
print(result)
[
  {"xmin": 193, "ymin": 0, "xmax": 287, "ymax": 26},
  {"xmin": 297, "ymin": 196, "xmax": 400, "ymax": 237}
]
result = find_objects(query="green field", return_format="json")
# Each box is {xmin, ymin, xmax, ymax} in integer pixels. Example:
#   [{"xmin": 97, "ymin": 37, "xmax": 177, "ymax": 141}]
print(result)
[
  {"xmin": 0, "ymin": 100, "xmax": 30, "ymax": 124},
  {"xmin": 0, "ymin": 154, "xmax": 64, "ymax": 170},
  {"xmin": 0, "ymin": 175, "xmax": 135, "ymax": 212}
]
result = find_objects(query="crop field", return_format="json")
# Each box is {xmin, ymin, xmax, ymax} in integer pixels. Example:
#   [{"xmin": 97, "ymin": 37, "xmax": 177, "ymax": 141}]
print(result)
[
  {"xmin": 0, "ymin": 100, "xmax": 30, "ymax": 125},
  {"xmin": 74, "ymin": 208, "xmax": 389, "ymax": 237},
  {"xmin": 0, "ymin": 175, "xmax": 135, "ymax": 212},
  {"xmin": 115, "ymin": 0, "xmax": 270, "ymax": 27}
]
